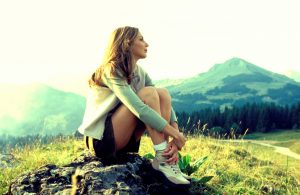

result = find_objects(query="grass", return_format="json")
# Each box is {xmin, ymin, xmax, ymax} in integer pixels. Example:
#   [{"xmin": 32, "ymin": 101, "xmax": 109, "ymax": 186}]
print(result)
[
  {"xmin": 273, "ymin": 140, "xmax": 300, "ymax": 154},
  {"xmin": 0, "ymin": 134, "xmax": 299, "ymax": 194},
  {"xmin": 244, "ymin": 129, "xmax": 300, "ymax": 154},
  {"xmin": 244, "ymin": 129, "xmax": 300, "ymax": 141},
  {"xmin": 232, "ymin": 140, "xmax": 300, "ymax": 181},
  {"xmin": 139, "ymin": 135, "xmax": 300, "ymax": 194}
]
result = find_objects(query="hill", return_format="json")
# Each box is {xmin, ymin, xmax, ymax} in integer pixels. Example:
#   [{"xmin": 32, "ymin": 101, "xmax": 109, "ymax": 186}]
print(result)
[
  {"xmin": 156, "ymin": 58, "xmax": 300, "ymax": 112},
  {"xmin": 0, "ymin": 83, "xmax": 86, "ymax": 136}
]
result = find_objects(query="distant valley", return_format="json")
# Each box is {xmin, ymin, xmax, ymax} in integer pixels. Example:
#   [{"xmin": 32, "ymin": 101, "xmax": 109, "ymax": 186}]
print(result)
[{"xmin": 0, "ymin": 83, "xmax": 86, "ymax": 137}]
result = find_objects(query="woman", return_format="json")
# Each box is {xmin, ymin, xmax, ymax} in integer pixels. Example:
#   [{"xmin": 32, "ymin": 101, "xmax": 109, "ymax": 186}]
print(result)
[{"xmin": 78, "ymin": 26, "xmax": 190, "ymax": 186}]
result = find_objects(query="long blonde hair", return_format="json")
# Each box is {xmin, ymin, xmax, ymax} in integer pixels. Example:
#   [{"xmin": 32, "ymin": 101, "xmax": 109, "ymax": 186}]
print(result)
[{"xmin": 89, "ymin": 26, "xmax": 139, "ymax": 87}]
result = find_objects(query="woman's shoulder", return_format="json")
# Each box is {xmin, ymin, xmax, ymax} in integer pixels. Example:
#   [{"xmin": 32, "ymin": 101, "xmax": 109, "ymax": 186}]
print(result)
[
  {"xmin": 102, "ymin": 66, "xmax": 127, "ymax": 81},
  {"xmin": 89, "ymin": 84, "xmax": 111, "ymax": 91},
  {"xmin": 87, "ymin": 85, "xmax": 115, "ymax": 102},
  {"xmin": 135, "ymin": 64, "xmax": 147, "ymax": 76}
]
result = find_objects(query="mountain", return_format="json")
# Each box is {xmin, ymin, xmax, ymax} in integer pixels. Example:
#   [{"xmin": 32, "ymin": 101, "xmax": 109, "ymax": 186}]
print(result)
[
  {"xmin": 0, "ymin": 83, "xmax": 86, "ymax": 136},
  {"xmin": 156, "ymin": 58, "xmax": 300, "ymax": 112},
  {"xmin": 1, "ymin": 58, "xmax": 298, "ymax": 135}
]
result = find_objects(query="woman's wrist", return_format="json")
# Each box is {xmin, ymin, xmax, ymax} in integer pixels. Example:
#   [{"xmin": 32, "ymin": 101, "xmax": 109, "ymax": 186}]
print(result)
[
  {"xmin": 163, "ymin": 124, "xmax": 179, "ymax": 140},
  {"xmin": 170, "ymin": 121, "xmax": 179, "ymax": 132}
]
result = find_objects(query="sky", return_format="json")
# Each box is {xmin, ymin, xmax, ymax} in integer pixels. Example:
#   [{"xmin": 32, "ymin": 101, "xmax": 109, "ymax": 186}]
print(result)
[{"xmin": 0, "ymin": 0, "xmax": 299, "ymax": 95}]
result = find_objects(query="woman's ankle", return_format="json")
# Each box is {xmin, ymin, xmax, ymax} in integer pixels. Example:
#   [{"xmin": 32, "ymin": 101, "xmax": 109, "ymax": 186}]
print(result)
[{"xmin": 153, "ymin": 141, "xmax": 167, "ymax": 151}]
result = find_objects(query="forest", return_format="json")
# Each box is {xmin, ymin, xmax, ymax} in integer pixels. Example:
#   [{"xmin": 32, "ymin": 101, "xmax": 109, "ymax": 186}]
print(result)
[
  {"xmin": 176, "ymin": 101, "xmax": 300, "ymax": 137},
  {"xmin": 1, "ymin": 101, "xmax": 300, "ymax": 151}
]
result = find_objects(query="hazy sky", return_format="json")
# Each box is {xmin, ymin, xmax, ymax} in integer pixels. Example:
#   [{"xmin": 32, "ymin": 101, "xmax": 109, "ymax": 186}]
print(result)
[{"xmin": 1, "ymin": 0, "xmax": 299, "ymax": 95}]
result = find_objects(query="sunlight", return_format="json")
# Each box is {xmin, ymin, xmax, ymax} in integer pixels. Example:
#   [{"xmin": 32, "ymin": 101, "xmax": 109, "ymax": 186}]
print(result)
[{"xmin": 0, "ymin": 88, "xmax": 28, "ymax": 120}]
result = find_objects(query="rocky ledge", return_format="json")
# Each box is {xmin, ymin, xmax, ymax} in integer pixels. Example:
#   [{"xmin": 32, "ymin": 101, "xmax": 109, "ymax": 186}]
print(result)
[{"xmin": 7, "ymin": 152, "xmax": 204, "ymax": 194}]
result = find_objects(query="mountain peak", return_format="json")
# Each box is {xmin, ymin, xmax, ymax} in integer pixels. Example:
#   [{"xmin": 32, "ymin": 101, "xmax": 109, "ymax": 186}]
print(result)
[
  {"xmin": 224, "ymin": 57, "xmax": 251, "ymax": 66},
  {"xmin": 205, "ymin": 58, "xmax": 261, "ymax": 80},
  {"xmin": 210, "ymin": 57, "xmax": 258, "ymax": 73}
]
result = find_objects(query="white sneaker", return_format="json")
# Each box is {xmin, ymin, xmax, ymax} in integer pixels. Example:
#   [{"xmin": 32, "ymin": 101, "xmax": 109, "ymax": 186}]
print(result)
[
  {"xmin": 152, "ymin": 150, "xmax": 190, "ymax": 187},
  {"xmin": 181, "ymin": 172, "xmax": 192, "ymax": 181}
]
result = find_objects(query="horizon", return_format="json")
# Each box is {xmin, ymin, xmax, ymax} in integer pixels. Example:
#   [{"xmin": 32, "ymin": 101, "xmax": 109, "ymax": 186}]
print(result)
[
  {"xmin": 1, "ymin": 57, "xmax": 299, "ymax": 97},
  {"xmin": 1, "ymin": 0, "xmax": 300, "ymax": 95}
]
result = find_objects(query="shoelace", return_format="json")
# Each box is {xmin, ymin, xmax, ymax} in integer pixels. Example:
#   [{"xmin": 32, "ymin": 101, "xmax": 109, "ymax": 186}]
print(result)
[
  {"xmin": 170, "ymin": 164, "xmax": 181, "ymax": 175},
  {"xmin": 160, "ymin": 162, "xmax": 181, "ymax": 175}
]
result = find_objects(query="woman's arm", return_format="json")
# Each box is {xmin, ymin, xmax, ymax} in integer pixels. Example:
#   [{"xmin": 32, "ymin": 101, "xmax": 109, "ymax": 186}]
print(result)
[
  {"xmin": 102, "ymin": 72, "xmax": 168, "ymax": 132},
  {"xmin": 103, "ymin": 71, "xmax": 186, "ymax": 148}
]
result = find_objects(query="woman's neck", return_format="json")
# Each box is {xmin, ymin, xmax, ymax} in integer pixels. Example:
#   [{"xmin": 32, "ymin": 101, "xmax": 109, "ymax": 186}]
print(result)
[
  {"xmin": 132, "ymin": 54, "xmax": 140, "ymax": 67},
  {"xmin": 132, "ymin": 59, "xmax": 137, "ymax": 67},
  {"xmin": 131, "ymin": 56, "xmax": 139, "ymax": 75},
  {"xmin": 131, "ymin": 64, "xmax": 138, "ymax": 76}
]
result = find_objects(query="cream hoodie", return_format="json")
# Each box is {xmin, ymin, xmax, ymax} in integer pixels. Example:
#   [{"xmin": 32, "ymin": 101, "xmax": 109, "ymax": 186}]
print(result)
[{"xmin": 78, "ymin": 65, "xmax": 177, "ymax": 140}]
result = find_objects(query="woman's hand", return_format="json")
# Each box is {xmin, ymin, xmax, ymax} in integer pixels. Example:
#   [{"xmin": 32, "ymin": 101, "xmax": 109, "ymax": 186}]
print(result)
[
  {"xmin": 173, "ymin": 132, "xmax": 186, "ymax": 150},
  {"xmin": 163, "ymin": 140, "xmax": 179, "ymax": 164},
  {"xmin": 162, "ymin": 124, "xmax": 186, "ymax": 150},
  {"xmin": 170, "ymin": 122, "xmax": 186, "ymax": 150}
]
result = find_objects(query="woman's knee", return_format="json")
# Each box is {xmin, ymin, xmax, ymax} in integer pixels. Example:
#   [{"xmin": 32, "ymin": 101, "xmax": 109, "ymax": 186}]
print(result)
[
  {"xmin": 137, "ymin": 86, "xmax": 160, "ymax": 104},
  {"xmin": 156, "ymin": 88, "xmax": 171, "ymax": 103}
]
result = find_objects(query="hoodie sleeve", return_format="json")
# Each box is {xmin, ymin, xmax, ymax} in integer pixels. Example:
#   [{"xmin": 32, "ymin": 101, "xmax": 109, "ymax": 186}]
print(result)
[{"xmin": 102, "ymin": 71, "xmax": 168, "ymax": 132}]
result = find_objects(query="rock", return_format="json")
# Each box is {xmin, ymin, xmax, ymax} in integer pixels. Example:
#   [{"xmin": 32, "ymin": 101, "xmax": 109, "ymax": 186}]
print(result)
[{"xmin": 7, "ymin": 152, "xmax": 201, "ymax": 195}]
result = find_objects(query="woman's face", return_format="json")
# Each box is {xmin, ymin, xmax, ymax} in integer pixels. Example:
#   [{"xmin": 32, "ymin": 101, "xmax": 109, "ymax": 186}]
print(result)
[{"xmin": 131, "ymin": 32, "xmax": 149, "ymax": 61}]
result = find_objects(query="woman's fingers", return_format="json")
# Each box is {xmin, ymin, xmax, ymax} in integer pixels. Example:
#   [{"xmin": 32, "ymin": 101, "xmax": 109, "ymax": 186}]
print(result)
[
  {"xmin": 163, "ymin": 144, "xmax": 176, "ymax": 156},
  {"xmin": 164, "ymin": 142, "xmax": 172, "ymax": 151},
  {"xmin": 162, "ymin": 141, "xmax": 179, "ymax": 164},
  {"xmin": 166, "ymin": 152, "xmax": 178, "ymax": 164}
]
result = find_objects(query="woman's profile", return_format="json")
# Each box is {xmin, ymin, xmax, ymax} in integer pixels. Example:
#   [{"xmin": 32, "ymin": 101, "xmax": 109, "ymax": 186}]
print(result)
[{"xmin": 78, "ymin": 26, "xmax": 190, "ymax": 186}]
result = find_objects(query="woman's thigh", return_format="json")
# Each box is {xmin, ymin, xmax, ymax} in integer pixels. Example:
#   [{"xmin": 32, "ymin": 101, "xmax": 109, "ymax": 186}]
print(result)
[{"xmin": 111, "ymin": 104, "xmax": 139, "ymax": 150}]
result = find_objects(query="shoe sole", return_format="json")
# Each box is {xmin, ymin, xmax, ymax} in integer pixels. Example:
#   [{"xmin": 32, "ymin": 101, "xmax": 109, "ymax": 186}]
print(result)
[{"xmin": 151, "ymin": 166, "xmax": 191, "ymax": 188}]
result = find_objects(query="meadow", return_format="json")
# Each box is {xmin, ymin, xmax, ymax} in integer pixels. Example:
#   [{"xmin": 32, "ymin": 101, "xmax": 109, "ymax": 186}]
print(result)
[
  {"xmin": 0, "ymin": 131, "xmax": 299, "ymax": 194},
  {"xmin": 244, "ymin": 129, "xmax": 300, "ymax": 154}
]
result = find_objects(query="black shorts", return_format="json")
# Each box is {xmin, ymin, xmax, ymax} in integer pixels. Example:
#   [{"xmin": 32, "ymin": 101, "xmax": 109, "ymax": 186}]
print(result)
[{"xmin": 85, "ymin": 104, "xmax": 144, "ymax": 161}]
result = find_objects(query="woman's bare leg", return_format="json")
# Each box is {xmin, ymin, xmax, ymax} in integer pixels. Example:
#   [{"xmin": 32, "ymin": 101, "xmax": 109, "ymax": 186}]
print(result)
[
  {"xmin": 111, "ymin": 105, "xmax": 139, "ymax": 150},
  {"xmin": 137, "ymin": 87, "xmax": 166, "ymax": 145},
  {"xmin": 133, "ymin": 88, "xmax": 172, "ymax": 142},
  {"xmin": 111, "ymin": 86, "xmax": 166, "ymax": 150},
  {"xmin": 156, "ymin": 88, "xmax": 172, "ymax": 142}
]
